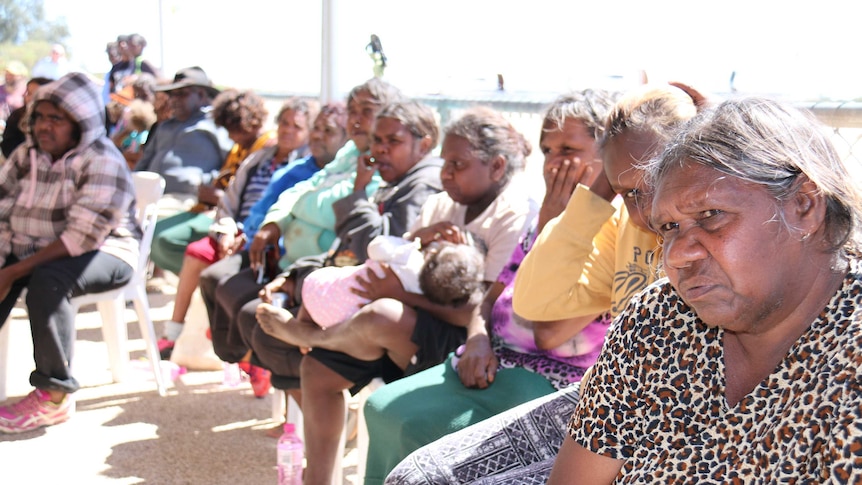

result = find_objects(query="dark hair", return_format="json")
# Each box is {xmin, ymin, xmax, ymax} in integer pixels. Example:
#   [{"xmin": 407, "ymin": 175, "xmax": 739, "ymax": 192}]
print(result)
[
  {"xmin": 128, "ymin": 33, "xmax": 147, "ymax": 47},
  {"xmin": 419, "ymin": 241, "xmax": 485, "ymax": 307},
  {"xmin": 211, "ymin": 89, "xmax": 268, "ymax": 132},
  {"xmin": 27, "ymin": 77, "xmax": 53, "ymax": 88}
]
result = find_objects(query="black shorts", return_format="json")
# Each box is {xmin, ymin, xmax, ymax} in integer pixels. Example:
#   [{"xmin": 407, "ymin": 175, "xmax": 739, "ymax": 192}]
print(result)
[{"xmin": 308, "ymin": 308, "xmax": 466, "ymax": 395}]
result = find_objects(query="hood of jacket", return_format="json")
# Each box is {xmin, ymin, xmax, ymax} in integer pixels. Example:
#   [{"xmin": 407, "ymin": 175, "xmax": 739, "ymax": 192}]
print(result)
[{"xmin": 27, "ymin": 72, "xmax": 107, "ymax": 152}]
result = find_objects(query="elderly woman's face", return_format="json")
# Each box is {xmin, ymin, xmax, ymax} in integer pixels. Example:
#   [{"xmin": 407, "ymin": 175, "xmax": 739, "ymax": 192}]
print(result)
[
  {"xmin": 347, "ymin": 91, "xmax": 379, "ymax": 153},
  {"xmin": 602, "ymin": 130, "xmax": 654, "ymax": 231},
  {"xmin": 276, "ymin": 109, "xmax": 310, "ymax": 154},
  {"xmin": 652, "ymin": 161, "xmax": 804, "ymax": 333}
]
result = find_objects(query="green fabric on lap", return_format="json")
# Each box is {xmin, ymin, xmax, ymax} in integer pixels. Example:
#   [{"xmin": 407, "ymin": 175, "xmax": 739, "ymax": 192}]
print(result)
[
  {"xmin": 362, "ymin": 354, "xmax": 556, "ymax": 484},
  {"xmin": 150, "ymin": 211, "xmax": 214, "ymax": 274}
]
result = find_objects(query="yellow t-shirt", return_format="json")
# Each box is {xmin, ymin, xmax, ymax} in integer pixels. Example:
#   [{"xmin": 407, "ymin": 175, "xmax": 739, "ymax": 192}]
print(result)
[{"xmin": 513, "ymin": 184, "xmax": 660, "ymax": 321}]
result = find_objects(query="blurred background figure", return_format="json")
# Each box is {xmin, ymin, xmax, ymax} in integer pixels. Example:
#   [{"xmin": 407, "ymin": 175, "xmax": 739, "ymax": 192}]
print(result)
[
  {"xmin": 102, "ymin": 40, "xmax": 123, "ymax": 105},
  {"xmin": 111, "ymin": 96, "xmax": 158, "ymax": 171},
  {"xmin": 109, "ymin": 34, "xmax": 159, "ymax": 96},
  {"xmin": 31, "ymin": 44, "xmax": 71, "ymax": 80},
  {"xmin": 366, "ymin": 34, "xmax": 387, "ymax": 78},
  {"xmin": 0, "ymin": 61, "xmax": 29, "ymax": 131},
  {"xmin": 1, "ymin": 76, "xmax": 52, "ymax": 159}
]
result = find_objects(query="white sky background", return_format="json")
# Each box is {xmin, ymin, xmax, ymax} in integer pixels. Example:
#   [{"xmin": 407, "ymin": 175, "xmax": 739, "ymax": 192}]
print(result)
[{"xmin": 43, "ymin": 0, "xmax": 862, "ymax": 100}]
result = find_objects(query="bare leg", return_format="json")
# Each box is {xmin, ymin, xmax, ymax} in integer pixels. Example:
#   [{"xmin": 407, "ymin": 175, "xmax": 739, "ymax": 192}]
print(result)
[
  {"xmin": 257, "ymin": 298, "xmax": 420, "ymax": 364},
  {"xmin": 301, "ymin": 356, "xmax": 350, "ymax": 485},
  {"xmin": 170, "ymin": 255, "xmax": 211, "ymax": 323},
  {"xmin": 266, "ymin": 388, "xmax": 302, "ymax": 438}
]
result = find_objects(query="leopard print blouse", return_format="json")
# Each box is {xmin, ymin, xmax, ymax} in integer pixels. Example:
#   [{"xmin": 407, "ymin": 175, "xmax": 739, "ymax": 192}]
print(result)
[{"xmin": 569, "ymin": 259, "xmax": 862, "ymax": 483}]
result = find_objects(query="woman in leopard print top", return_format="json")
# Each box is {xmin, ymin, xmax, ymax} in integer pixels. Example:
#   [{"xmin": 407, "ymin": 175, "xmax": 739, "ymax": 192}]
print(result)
[{"xmin": 550, "ymin": 97, "xmax": 862, "ymax": 483}]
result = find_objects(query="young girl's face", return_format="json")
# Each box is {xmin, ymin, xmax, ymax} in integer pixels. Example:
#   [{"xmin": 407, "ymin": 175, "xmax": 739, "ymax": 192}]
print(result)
[
  {"xmin": 540, "ymin": 117, "xmax": 601, "ymax": 187},
  {"xmin": 370, "ymin": 117, "xmax": 426, "ymax": 183},
  {"xmin": 602, "ymin": 129, "xmax": 656, "ymax": 232},
  {"xmin": 439, "ymin": 134, "xmax": 503, "ymax": 206}
]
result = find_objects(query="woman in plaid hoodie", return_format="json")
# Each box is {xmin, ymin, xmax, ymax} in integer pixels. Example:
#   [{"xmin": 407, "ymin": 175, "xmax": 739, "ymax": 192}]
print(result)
[{"xmin": 0, "ymin": 72, "xmax": 140, "ymax": 433}]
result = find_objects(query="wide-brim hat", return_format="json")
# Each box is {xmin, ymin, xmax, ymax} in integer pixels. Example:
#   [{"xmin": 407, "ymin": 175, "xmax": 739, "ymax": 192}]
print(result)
[{"xmin": 155, "ymin": 66, "xmax": 220, "ymax": 98}]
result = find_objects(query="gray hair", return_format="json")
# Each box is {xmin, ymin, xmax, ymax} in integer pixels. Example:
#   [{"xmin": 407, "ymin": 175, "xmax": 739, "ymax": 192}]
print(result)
[
  {"xmin": 276, "ymin": 97, "xmax": 320, "ymax": 130},
  {"xmin": 541, "ymin": 89, "xmax": 620, "ymax": 142},
  {"xmin": 348, "ymin": 77, "xmax": 403, "ymax": 108},
  {"xmin": 646, "ymin": 96, "xmax": 862, "ymax": 254},
  {"xmin": 444, "ymin": 106, "xmax": 531, "ymax": 183},
  {"xmin": 376, "ymin": 99, "xmax": 440, "ymax": 151}
]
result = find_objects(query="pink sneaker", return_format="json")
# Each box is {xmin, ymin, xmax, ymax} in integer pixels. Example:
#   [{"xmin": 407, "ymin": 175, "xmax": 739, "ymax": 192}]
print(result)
[
  {"xmin": 157, "ymin": 338, "xmax": 175, "ymax": 360},
  {"xmin": 0, "ymin": 389, "xmax": 74, "ymax": 433},
  {"xmin": 238, "ymin": 361, "xmax": 272, "ymax": 398}
]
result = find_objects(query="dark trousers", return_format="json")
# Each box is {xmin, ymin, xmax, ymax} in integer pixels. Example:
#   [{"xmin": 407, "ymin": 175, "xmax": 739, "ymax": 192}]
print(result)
[
  {"xmin": 199, "ymin": 251, "xmax": 259, "ymax": 362},
  {"xmin": 0, "ymin": 251, "xmax": 133, "ymax": 394}
]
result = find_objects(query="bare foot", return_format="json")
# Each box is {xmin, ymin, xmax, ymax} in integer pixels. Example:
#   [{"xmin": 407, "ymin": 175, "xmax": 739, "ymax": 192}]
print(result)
[
  {"xmin": 256, "ymin": 303, "xmax": 303, "ymax": 345},
  {"xmin": 265, "ymin": 422, "xmax": 285, "ymax": 439}
]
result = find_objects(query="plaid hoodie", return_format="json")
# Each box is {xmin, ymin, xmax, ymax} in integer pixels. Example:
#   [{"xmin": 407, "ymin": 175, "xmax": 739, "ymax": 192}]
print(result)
[{"xmin": 0, "ymin": 72, "xmax": 140, "ymax": 269}]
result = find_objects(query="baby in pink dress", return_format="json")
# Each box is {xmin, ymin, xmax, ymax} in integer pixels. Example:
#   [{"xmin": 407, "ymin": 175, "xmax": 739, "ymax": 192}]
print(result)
[{"xmin": 300, "ymin": 235, "xmax": 484, "ymax": 329}]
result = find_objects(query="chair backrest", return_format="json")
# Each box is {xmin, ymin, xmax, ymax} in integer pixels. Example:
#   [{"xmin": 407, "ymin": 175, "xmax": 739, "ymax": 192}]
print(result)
[{"xmin": 131, "ymin": 172, "xmax": 166, "ymax": 275}]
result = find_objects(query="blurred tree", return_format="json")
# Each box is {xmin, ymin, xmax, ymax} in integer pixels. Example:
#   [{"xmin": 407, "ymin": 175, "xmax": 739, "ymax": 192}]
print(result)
[
  {"xmin": 0, "ymin": 0, "xmax": 68, "ymax": 44},
  {"xmin": 0, "ymin": 0, "xmax": 69, "ymax": 73}
]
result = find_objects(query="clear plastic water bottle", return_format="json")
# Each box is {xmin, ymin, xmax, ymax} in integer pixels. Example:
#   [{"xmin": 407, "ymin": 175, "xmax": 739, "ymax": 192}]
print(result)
[
  {"xmin": 222, "ymin": 362, "xmax": 242, "ymax": 387},
  {"xmin": 277, "ymin": 423, "xmax": 304, "ymax": 485}
]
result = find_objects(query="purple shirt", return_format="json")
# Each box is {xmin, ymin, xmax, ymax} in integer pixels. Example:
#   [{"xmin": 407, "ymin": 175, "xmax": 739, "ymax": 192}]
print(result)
[{"xmin": 490, "ymin": 221, "xmax": 610, "ymax": 389}]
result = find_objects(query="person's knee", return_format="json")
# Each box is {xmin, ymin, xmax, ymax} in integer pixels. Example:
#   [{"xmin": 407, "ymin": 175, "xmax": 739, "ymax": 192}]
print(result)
[
  {"xmin": 199, "ymin": 264, "xmax": 220, "ymax": 299},
  {"xmin": 352, "ymin": 299, "xmax": 417, "ymax": 344},
  {"xmin": 236, "ymin": 299, "xmax": 260, "ymax": 342},
  {"xmin": 26, "ymin": 265, "xmax": 75, "ymax": 303},
  {"xmin": 353, "ymin": 299, "xmax": 407, "ymax": 329},
  {"xmin": 254, "ymin": 327, "xmax": 304, "ymax": 379}
]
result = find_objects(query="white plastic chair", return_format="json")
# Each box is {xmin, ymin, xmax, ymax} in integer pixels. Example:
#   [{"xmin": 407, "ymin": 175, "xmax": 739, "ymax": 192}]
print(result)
[{"xmin": 0, "ymin": 171, "xmax": 168, "ymax": 401}]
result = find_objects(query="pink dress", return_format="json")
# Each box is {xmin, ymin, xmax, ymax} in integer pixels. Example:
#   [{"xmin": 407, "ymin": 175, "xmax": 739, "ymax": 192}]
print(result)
[{"xmin": 301, "ymin": 235, "xmax": 424, "ymax": 329}]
